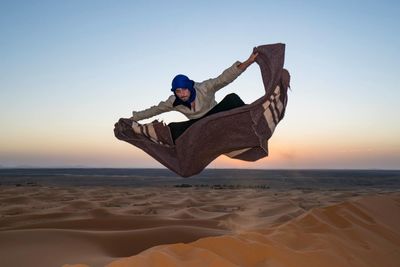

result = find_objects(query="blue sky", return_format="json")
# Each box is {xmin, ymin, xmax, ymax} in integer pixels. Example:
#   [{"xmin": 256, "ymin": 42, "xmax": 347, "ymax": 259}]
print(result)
[{"xmin": 0, "ymin": 0, "xmax": 399, "ymax": 168}]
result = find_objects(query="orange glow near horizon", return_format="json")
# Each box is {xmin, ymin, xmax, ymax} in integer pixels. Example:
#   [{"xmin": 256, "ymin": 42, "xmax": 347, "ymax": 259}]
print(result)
[{"xmin": 1, "ymin": 132, "xmax": 399, "ymax": 168}]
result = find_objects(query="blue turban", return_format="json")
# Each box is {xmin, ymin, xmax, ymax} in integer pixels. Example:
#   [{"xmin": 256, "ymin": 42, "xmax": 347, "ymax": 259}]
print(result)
[{"xmin": 171, "ymin": 74, "xmax": 196, "ymax": 108}]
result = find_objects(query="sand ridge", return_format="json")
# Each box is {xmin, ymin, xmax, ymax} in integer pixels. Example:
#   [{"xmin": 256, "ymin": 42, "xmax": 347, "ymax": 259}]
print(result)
[{"xmin": 105, "ymin": 193, "xmax": 400, "ymax": 267}]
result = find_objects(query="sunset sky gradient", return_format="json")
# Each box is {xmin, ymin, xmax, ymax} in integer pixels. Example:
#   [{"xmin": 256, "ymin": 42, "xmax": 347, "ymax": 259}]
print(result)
[{"xmin": 1, "ymin": 0, "xmax": 399, "ymax": 169}]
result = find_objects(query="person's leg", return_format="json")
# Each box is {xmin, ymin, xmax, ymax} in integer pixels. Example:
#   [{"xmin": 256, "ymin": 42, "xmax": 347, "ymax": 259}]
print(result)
[
  {"xmin": 205, "ymin": 93, "xmax": 245, "ymax": 116},
  {"xmin": 168, "ymin": 118, "xmax": 200, "ymax": 142},
  {"xmin": 168, "ymin": 94, "xmax": 245, "ymax": 142}
]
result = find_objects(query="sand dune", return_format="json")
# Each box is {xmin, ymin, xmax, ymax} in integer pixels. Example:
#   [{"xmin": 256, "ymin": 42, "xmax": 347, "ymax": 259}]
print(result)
[
  {"xmin": 104, "ymin": 194, "xmax": 400, "ymax": 267},
  {"xmin": 0, "ymin": 186, "xmax": 398, "ymax": 267}
]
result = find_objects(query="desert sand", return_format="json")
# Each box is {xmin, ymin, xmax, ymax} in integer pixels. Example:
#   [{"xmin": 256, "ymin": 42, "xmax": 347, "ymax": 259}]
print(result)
[{"xmin": 0, "ymin": 185, "xmax": 399, "ymax": 267}]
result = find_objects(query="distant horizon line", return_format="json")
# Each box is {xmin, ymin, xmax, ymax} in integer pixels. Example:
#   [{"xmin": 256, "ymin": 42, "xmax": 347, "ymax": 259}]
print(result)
[{"xmin": 0, "ymin": 167, "xmax": 399, "ymax": 171}]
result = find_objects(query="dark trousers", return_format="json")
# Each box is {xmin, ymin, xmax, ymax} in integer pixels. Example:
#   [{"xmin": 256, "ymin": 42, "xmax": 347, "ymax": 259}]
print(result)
[{"xmin": 168, "ymin": 93, "xmax": 245, "ymax": 142}]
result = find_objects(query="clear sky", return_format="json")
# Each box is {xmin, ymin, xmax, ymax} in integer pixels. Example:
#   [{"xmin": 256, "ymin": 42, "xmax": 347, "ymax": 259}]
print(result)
[{"xmin": 0, "ymin": 0, "xmax": 399, "ymax": 169}]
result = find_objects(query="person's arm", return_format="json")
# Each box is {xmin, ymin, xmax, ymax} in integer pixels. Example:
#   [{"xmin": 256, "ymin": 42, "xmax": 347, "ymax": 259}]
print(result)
[
  {"xmin": 131, "ymin": 96, "xmax": 174, "ymax": 122},
  {"xmin": 199, "ymin": 51, "xmax": 259, "ymax": 93}
]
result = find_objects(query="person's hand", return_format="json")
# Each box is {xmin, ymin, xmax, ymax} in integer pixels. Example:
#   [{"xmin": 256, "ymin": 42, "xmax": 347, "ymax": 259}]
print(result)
[
  {"xmin": 238, "ymin": 50, "xmax": 259, "ymax": 71},
  {"xmin": 131, "ymin": 120, "xmax": 139, "ymax": 127},
  {"xmin": 248, "ymin": 51, "xmax": 259, "ymax": 63},
  {"xmin": 128, "ymin": 115, "xmax": 140, "ymax": 126},
  {"xmin": 131, "ymin": 111, "xmax": 141, "ymax": 124}
]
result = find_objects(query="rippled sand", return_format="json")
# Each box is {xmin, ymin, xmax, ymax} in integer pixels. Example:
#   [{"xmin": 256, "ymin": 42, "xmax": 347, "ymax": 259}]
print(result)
[{"xmin": 0, "ymin": 185, "xmax": 398, "ymax": 267}]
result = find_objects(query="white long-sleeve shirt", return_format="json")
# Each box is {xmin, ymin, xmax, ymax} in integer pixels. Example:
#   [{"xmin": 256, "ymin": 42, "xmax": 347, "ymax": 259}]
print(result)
[{"xmin": 131, "ymin": 61, "xmax": 245, "ymax": 121}]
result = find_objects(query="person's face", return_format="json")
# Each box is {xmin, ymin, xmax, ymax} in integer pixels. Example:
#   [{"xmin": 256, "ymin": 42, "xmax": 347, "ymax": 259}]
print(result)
[{"xmin": 175, "ymin": 88, "xmax": 191, "ymax": 102}]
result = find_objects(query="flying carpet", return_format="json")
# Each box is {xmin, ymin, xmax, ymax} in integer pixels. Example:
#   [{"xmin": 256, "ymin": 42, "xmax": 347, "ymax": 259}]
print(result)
[{"xmin": 114, "ymin": 43, "xmax": 291, "ymax": 177}]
